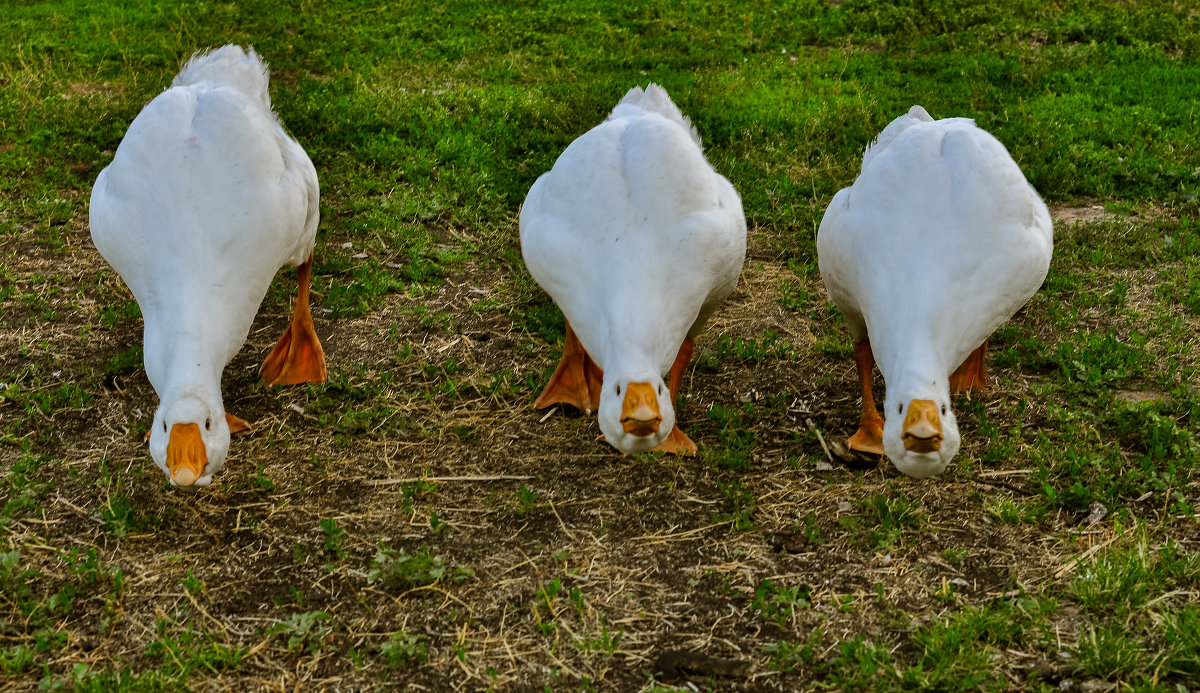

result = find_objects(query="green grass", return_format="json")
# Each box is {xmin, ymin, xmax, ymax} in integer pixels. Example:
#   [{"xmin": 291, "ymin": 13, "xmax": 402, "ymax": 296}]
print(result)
[
  {"xmin": 853, "ymin": 491, "xmax": 925, "ymax": 551},
  {"xmin": 2, "ymin": 0, "xmax": 1200, "ymax": 690},
  {"xmin": 379, "ymin": 629, "xmax": 428, "ymax": 669},
  {"xmin": 4, "ymin": 2, "xmax": 1199, "ymax": 264},
  {"xmin": 750, "ymin": 579, "xmax": 810, "ymax": 630},
  {"xmin": 367, "ymin": 543, "xmax": 473, "ymax": 591},
  {"xmin": 267, "ymin": 611, "xmax": 335, "ymax": 654}
]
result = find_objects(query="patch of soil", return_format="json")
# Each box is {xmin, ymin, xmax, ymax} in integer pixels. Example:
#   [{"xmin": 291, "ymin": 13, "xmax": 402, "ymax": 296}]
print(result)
[{"xmin": 0, "ymin": 212, "xmax": 1194, "ymax": 691}]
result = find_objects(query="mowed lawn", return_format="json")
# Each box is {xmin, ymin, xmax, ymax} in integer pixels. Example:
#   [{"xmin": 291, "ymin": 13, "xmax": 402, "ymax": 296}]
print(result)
[{"xmin": 1, "ymin": 1, "xmax": 1199, "ymax": 691}]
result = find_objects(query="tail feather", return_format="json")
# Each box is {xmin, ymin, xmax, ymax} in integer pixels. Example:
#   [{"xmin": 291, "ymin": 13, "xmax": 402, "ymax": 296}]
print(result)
[
  {"xmin": 861, "ymin": 105, "xmax": 936, "ymax": 170},
  {"xmin": 610, "ymin": 83, "xmax": 701, "ymax": 148},
  {"xmin": 172, "ymin": 45, "xmax": 271, "ymax": 111}
]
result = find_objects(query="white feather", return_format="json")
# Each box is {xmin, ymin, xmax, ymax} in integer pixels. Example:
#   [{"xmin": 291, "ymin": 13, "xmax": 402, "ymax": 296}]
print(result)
[
  {"xmin": 520, "ymin": 84, "xmax": 745, "ymax": 454},
  {"xmin": 818, "ymin": 106, "xmax": 1053, "ymax": 477},
  {"xmin": 89, "ymin": 45, "xmax": 319, "ymax": 486}
]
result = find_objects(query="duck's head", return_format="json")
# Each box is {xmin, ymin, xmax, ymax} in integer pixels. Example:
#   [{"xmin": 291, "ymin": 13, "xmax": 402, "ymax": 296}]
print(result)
[
  {"xmin": 881, "ymin": 392, "xmax": 960, "ymax": 478},
  {"xmin": 598, "ymin": 373, "xmax": 674, "ymax": 455},
  {"xmin": 149, "ymin": 395, "xmax": 232, "ymax": 490}
]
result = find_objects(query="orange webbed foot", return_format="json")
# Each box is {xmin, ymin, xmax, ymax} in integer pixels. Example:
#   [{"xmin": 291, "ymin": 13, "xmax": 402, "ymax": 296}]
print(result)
[
  {"xmin": 845, "ymin": 338, "xmax": 886, "ymax": 456},
  {"xmin": 847, "ymin": 416, "xmax": 886, "ymax": 456},
  {"xmin": 534, "ymin": 321, "xmax": 603, "ymax": 414},
  {"xmin": 950, "ymin": 340, "xmax": 989, "ymax": 393},
  {"xmin": 261, "ymin": 253, "xmax": 327, "ymax": 387},
  {"xmin": 597, "ymin": 426, "xmax": 697, "ymax": 456},
  {"xmin": 651, "ymin": 425, "xmax": 697, "ymax": 456},
  {"xmin": 261, "ymin": 316, "xmax": 327, "ymax": 386},
  {"xmin": 226, "ymin": 412, "xmax": 252, "ymax": 434}
]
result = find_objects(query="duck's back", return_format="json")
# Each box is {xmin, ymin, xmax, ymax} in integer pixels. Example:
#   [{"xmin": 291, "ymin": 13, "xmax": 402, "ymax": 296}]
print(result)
[
  {"xmin": 521, "ymin": 85, "xmax": 745, "ymax": 368},
  {"xmin": 90, "ymin": 47, "xmax": 318, "ymax": 378},
  {"xmin": 818, "ymin": 108, "xmax": 1052, "ymax": 370}
]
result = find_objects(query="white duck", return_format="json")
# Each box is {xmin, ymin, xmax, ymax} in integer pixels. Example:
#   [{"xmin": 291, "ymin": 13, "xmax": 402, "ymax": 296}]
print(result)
[
  {"xmin": 90, "ymin": 45, "xmax": 327, "ymax": 489},
  {"xmin": 520, "ymin": 84, "xmax": 746, "ymax": 455},
  {"xmin": 817, "ymin": 106, "xmax": 1053, "ymax": 478}
]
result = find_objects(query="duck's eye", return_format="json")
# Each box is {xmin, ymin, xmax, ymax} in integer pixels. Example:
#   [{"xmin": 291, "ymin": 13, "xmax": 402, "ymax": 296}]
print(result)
[
  {"xmin": 205, "ymin": 418, "xmax": 211, "ymax": 431},
  {"xmin": 941, "ymin": 405, "xmax": 947, "ymax": 416},
  {"xmin": 897, "ymin": 403, "xmax": 903, "ymax": 415},
  {"xmin": 658, "ymin": 384, "xmax": 664, "ymax": 396},
  {"xmin": 615, "ymin": 384, "xmax": 621, "ymax": 396},
  {"xmin": 163, "ymin": 421, "xmax": 167, "ymax": 432}
]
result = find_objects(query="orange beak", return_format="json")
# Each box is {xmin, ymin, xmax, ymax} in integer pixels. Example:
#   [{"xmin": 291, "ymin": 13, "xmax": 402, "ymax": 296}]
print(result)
[
  {"xmin": 902, "ymin": 400, "xmax": 943, "ymax": 453},
  {"xmin": 166, "ymin": 422, "xmax": 208, "ymax": 487},
  {"xmin": 620, "ymin": 382, "xmax": 662, "ymax": 437}
]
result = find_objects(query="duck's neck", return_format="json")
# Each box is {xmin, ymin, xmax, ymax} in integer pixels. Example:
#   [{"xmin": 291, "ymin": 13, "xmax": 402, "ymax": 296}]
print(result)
[
  {"xmin": 592, "ymin": 318, "xmax": 676, "ymax": 380},
  {"xmin": 601, "ymin": 348, "xmax": 660, "ymax": 383},
  {"xmin": 875, "ymin": 342, "xmax": 946, "ymax": 400},
  {"xmin": 143, "ymin": 325, "xmax": 225, "ymax": 406}
]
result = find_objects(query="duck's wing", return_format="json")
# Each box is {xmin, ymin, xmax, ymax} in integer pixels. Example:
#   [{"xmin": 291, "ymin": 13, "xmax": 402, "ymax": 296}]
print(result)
[
  {"xmin": 275, "ymin": 129, "xmax": 320, "ymax": 268},
  {"xmin": 173, "ymin": 45, "xmax": 272, "ymax": 111},
  {"xmin": 827, "ymin": 117, "xmax": 1053, "ymax": 371},
  {"xmin": 90, "ymin": 81, "xmax": 313, "ymax": 379},
  {"xmin": 817, "ymin": 185, "xmax": 870, "ymax": 340},
  {"xmin": 860, "ymin": 105, "xmax": 934, "ymax": 171},
  {"xmin": 818, "ymin": 109, "xmax": 947, "ymax": 342},
  {"xmin": 172, "ymin": 44, "xmax": 319, "ymax": 266},
  {"xmin": 521, "ymin": 100, "xmax": 744, "ymax": 370}
]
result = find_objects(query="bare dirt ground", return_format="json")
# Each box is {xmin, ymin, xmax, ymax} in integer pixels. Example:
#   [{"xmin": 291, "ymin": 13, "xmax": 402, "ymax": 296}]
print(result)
[{"xmin": 0, "ymin": 199, "xmax": 1195, "ymax": 691}]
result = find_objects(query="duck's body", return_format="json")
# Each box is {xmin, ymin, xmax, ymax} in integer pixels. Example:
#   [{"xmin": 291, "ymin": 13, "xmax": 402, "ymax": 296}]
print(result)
[
  {"xmin": 90, "ymin": 45, "xmax": 326, "ymax": 488},
  {"xmin": 817, "ymin": 106, "xmax": 1052, "ymax": 477},
  {"xmin": 521, "ymin": 84, "xmax": 746, "ymax": 455}
]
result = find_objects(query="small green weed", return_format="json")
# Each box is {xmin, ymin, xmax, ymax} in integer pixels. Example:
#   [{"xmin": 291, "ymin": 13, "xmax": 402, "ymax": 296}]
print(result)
[
  {"xmin": 983, "ymin": 496, "xmax": 1045, "ymax": 525},
  {"xmin": 2, "ymin": 453, "xmax": 52, "ymax": 518},
  {"xmin": 399, "ymin": 478, "xmax": 437, "ymax": 514},
  {"xmin": 1161, "ymin": 605, "xmax": 1200, "ymax": 679},
  {"xmin": 98, "ymin": 300, "xmax": 140, "ymax": 328},
  {"xmin": 860, "ymin": 492, "xmax": 924, "ymax": 550},
  {"xmin": 0, "ymin": 644, "xmax": 35, "ymax": 674},
  {"xmin": 942, "ymin": 549, "xmax": 969, "ymax": 567},
  {"xmin": 520, "ymin": 302, "xmax": 565, "ymax": 345},
  {"xmin": 379, "ymin": 629, "xmax": 427, "ymax": 668},
  {"xmin": 268, "ymin": 611, "xmax": 334, "ymax": 654},
  {"xmin": 102, "ymin": 345, "xmax": 142, "ymax": 374},
  {"xmin": 146, "ymin": 614, "xmax": 246, "ymax": 682},
  {"xmin": 368, "ymin": 543, "xmax": 473, "ymax": 591},
  {"xmin": 777, "ymin": 278, "xmax": 810, "ymax": 311},
  {"xmin": 764, "ymin": 629, "xmax": 822, "ymax": 672},
  {"xmin": 1051, "ymin": 330, "xmax": 1146, "ymax": 392},
  {"xmin": 822, "ymin": 636, "xmax": 896, "ymax": 691},
  {"xmin": 1073, "ymin": 624, "xmax": 1148, "ymax": 681},
  {"xmin": 578, "ymin": 614, "xmax": 623, "ymax": 656},
  {"xmin": 319, "ymin": 518, "xmax": 347, "ymax": 562},
  {"xmin": 515, "ymin": 484, "xmax": 544, "ymax": 516},
  {"xmin": 101, "ymin": 495, "xmax": 156, "ymax": 538},
  {"xmin": 713, "ymin": 478, "xmax": 756, "ymax": 532},
  {"xmin": 703, "ymin": 405, "xmax": 758, "ymax": 471},
  {"xmin": 750, "ymin": 579, "xmax": 810, "ymax": 629},
  {"xmin": 0, "ymin": 550, "xmax": 38, "ymax": 611},
  {"xmin": 180, "ymin": 570, "xmax": 205, "ymax": 597},
  {"xmin": 1071, "ymin": 536, "xmax": 1200, "ymax": 619},
  {"xmin": 712, "ymin": 331, "xmax": 795, "ymax": 362},
  {"xmin": 321, "ymin": 263, "xmax": 405, "ymax": 318}
]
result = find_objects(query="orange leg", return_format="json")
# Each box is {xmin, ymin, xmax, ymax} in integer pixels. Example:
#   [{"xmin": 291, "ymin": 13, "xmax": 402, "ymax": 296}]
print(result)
[
  {"xmin": 534, "ymin": 321, "xmax": 604, "ymax": 414},
  {"xmin": 260, "ymin": 252, "xmax": 328, "ymax": 386},
  {"xmin": 651, "ymin": 338, "xmax": 697, "ymax": 456},
  {"xmin": 846, "ymin": 339, "xmax": 885, "ymax": 456},
  {"xmin": 949, "ymin": 339, "xmax": 989, "ymax": 393}
]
